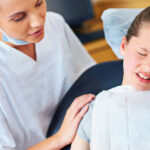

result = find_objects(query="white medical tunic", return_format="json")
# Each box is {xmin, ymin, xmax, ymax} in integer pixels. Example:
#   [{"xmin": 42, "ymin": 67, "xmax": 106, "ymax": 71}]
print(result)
[
  {"xmin": 0, "ymin": 12, "xmax": 95, "ymax": 150},
  {"xmin": 78, "ymin": 86, "xmax": 150, "ymax": 150}
]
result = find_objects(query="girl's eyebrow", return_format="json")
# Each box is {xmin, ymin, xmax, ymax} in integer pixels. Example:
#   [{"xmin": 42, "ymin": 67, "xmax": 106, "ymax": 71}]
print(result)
[{"xmin": 141, "ymin": 47, "xmax": 150, "ymax": 52}]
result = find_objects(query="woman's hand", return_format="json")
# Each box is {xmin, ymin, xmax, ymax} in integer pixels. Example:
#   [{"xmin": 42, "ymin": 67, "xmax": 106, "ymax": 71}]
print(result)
[
  {"xmin": 55, "ymin": 94, "xmax": 95, "ymax": 147},
  {"xmin": 27, "ymin": 94, "xmax": 95, "ymax": 150}
]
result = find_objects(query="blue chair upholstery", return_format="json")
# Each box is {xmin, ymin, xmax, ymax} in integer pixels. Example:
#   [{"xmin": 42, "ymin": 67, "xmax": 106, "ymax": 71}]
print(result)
[
  {"xmin": 46, "ymin": 0, "xmax": 94, "ymax": 28},
  {"xmin": 46, "ymin": 60, "xmax": 123, "ymax": 149},
  {"xmin": 46, "ymin": 0, "xmax": 104, "ymax": 43}
]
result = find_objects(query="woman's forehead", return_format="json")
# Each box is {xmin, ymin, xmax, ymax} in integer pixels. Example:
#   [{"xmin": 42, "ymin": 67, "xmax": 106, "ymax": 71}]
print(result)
[
  {"xmin": 0, "ymin": 0, "xmax": 36, "ymax": 9},
  {"xmin": 0, "ymin": 0, "xmax": 40, "ymax": 15}
]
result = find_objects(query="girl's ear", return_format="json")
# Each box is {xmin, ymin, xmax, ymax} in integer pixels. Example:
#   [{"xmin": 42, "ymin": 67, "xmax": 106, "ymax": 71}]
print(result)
[{"xmin": 120, "ymin": 36, "xmax": 128, "ymax": 57}]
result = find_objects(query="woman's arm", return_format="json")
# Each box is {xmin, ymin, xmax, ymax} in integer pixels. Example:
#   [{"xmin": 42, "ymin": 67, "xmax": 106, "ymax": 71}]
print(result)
[
  {"xmin": 27, "ymin": 94, "xmax": 95, "ymax": 150},
  {"xmin": 27, "ymin": 134, "xmax": 66, "ymax": 150},
  {"xmin": 71, "ymin": 135, "xmax": 90, "ymax": 150}
]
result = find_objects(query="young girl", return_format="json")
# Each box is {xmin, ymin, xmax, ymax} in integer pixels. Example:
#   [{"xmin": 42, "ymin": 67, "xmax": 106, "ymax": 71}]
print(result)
[
  {"xmin": 0, "ymin": 0, "xmax": 95, "ymax": 149},
  {"xmin": 71, "ymin": 6, "xmax": 150, "ymax": 150}
]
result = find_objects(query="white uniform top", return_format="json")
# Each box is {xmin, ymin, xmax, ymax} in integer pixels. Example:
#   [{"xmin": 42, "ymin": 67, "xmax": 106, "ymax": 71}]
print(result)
[
  {"xmin": 78, "ymin": 85, "xmax": 150, "ymax": 150},
  {"xmin": 0, "ymin": 12, "xmax": 95, "ymax": 150}
]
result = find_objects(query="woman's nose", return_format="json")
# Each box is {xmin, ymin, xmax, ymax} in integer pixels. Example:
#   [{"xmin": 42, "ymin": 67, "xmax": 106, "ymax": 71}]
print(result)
[{"xmin": 30, "ymin": 12, "xmax": 42, "ymax": 28}]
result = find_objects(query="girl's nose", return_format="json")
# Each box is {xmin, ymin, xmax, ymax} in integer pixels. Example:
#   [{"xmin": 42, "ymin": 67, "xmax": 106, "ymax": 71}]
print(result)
[{"xmin": 144, "ymin": 58, "xmax": 150, "ymax": 73}]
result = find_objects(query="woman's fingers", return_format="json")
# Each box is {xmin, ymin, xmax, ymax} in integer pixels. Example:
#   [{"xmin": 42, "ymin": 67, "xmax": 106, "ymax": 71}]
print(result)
[
  {"xmin": 57, "ymin": 94, "xmax": 95, "ymax": 145},
  {"xmin": 74, "ymin": 104, "xmax": 89, "ymax": 123},
  {"xmin": 66, "ymin": 94, "xmax": 95, "ymax": 119}
]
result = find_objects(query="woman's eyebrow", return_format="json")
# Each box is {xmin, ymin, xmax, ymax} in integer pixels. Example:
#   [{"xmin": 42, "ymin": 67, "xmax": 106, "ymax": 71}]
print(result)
[
  {"xmin": 8, "ymin": 12, "xmax": 24, "ymax": 18},
  {"xmin": 36, "ymin": 0, "xmax": 40, "ymax": 4}
]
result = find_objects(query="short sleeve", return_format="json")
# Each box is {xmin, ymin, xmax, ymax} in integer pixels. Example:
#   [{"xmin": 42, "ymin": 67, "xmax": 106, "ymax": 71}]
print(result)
[
  {"xmin": 0, "ymin": 110, "xmax": 16, "ymax": 149},
  {"xmin": 77, "ymin": 101, "xmax": 94, "ymax": 142},
  {"xmin": 64, "ymin": 21, "xmax": 96, "ymax": 78},
  {"xmin": 0, "ymin": 84, "xmax": 16, "ymax": 149}
]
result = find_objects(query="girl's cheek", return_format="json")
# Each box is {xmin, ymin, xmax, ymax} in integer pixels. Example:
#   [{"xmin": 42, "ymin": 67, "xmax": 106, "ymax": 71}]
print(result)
[{"xmin": 124, "ymin": 53, "xmax": 139, "ymax": 74}]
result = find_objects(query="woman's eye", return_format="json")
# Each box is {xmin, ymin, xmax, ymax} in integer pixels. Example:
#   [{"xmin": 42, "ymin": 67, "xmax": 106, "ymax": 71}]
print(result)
[
  {"xmin": 13, "ymin": 14, "xmax": 25, "ymax": 22},
  {"xmin": 35, "ymin": 0, "xmax": 43, "ymax": 7}
]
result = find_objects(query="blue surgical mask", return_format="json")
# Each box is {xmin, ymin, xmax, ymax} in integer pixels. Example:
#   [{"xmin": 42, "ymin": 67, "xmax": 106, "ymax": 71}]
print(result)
[{"xmin": 1, "ymin": 30, "xmax": 29, "ymax": 45}]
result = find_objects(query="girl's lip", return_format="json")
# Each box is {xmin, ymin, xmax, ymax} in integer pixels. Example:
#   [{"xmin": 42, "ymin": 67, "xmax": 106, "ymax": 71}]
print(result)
[
  {"xmin": 29, "ymin": 27, "xmax": 44, "ymax": 37},
  {"xmin": 136, "ymin": 73, "xmax": 150, "ymax": 83}
]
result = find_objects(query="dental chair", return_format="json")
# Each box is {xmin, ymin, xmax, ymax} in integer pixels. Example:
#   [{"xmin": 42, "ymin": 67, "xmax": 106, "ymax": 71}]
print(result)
[
  {"xmin": 46, "ymin": 7, "xmax": 143, "ymax": 149},
  {"xmin": 46, "ymin": 0, "xmax": 104, "ymax": 43},
  {"xmin": 47, "ymin": 60, "xmax": 123, "ymax": 150}
]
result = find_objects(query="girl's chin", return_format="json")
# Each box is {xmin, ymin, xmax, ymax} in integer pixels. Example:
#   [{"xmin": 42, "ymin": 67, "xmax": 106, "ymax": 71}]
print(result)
[
  {"xmin": 122, "ymin": 79, "xmax": 150, "ymax": 91},
  {"xmin": 121, "ymin": 83, "xmax": 150, "ymax": 91},
  {"xmin": 132, "ymin": 84, "xmax": 150, "ymax": 91}
]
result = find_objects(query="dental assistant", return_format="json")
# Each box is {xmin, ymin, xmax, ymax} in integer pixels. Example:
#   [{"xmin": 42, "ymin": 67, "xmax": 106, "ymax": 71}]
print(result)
[{"xmin": 0, "ymin": 0, "xmax": 95, "ymax": 149}]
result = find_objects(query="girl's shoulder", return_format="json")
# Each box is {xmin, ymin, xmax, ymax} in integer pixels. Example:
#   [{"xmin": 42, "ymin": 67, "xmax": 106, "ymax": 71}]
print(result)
[{"xmin": 94, "ymin": 85, "xmax": 135, "ymax": 107}]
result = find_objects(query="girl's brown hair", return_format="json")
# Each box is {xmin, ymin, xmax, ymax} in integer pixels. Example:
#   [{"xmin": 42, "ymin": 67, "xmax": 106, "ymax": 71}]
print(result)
[{"xmin": 126, "ymin": 6, "xmax": 150, "ymax": 42}]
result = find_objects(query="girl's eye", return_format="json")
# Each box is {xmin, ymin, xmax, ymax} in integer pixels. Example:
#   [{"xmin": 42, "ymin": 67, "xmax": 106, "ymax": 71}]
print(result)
[
  {"xmin": 35, "ymin": 0, "xmax": 43, "ymax": 7},
  {"xmin": 138, "ymin": 51, "xmax": 147, "ymax": 57},
  {"xmin": 13, "ymin": 13, "xmax": 26, "ymax": 22}
]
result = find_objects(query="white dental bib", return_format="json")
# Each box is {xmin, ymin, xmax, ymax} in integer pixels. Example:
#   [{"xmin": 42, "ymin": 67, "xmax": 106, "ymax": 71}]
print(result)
[{"xmin": 91, "ymin": 85, "xmax": 150, "ymax": 150}]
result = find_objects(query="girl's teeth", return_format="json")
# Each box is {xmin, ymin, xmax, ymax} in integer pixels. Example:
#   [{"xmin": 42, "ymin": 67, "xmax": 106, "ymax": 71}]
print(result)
[{"xmin": 138, "ymin": 73, "xmax": 150, "ymax": 80}]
